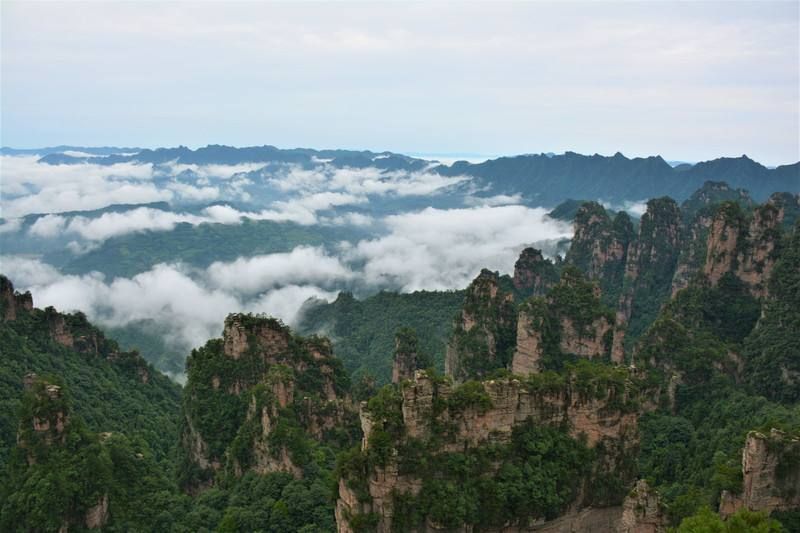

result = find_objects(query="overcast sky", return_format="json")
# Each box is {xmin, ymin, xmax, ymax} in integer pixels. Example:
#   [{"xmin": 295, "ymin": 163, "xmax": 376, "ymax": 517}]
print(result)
[{"xmin": 1, "ymin": 1, "xmax": 798, "ymax": 165}]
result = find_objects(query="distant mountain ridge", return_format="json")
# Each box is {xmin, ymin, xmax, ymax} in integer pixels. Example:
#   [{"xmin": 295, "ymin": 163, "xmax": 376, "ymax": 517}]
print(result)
[
  {"xmin": 436, "ymin": 151, "xmax": 799, "ymax": 203},
  {"xmin": 3, "ymin": 144, "xmax": 798, "ymax": 204}
]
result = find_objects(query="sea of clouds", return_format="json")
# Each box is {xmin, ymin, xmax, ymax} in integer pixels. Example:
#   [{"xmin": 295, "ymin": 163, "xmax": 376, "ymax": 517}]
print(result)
[{"xmin": 0, "ymin": 153, "xmax": 581, "ymax": 375}]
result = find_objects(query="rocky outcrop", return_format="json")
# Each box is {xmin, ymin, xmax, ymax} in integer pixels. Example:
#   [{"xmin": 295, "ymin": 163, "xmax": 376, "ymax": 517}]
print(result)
[
  {"xmin": 181, "ymin": 314, "xmax": 358, "ymax": 490},
  {"xmin": 20, "ymin": 378, "xmax": 70, "ymax": 450},
  {"xmin": 735, "ymin": 202, "xmax": 783, "ymax": 297},
  {"xmin": 512, "ymin": 305, "xmax": 545, "ymax": 375},
  {"xmin": 559, "ymin": 316, "xmax": 612, "ymax": 359},
  {"xmin": 619, "ymin": 480, "xmax": 667, "ymax": 533},
  {"xmin": 513, "ymin": 247, "xmax": 558, "ymax": 298},
  {"xmin": 223, "ymin": 314, "xmax": 291, "ymax": 360},
  {"xmin": 680, "ymin": 181, "xmax": 754, "ymax": 222},
  {"xmin": 565, "ymin": 204, "xmax": 634, "ymax": 307},
  {"xmin": 446, "ymin": 269, "xmax": 517, "ymax": 382},
  {"xmin": 392, "ymin": 328, "xmax": 419, "ymax": 384},
  {"xmin": 84, "ymin": 495, "xmax": 110, "ymax": 529},
  {"xmin": 1, "ymin": 275, "xmax": 33, "ymax": 321},
  {"xmin": 670, "ymin": 214, "xmax": 713, "ymax": 297},
  {"xmin": 614, "ymin": 197, "xmax": 683, "ymax": 347},
  {"xmin": 511, "ymin": 268, "xmax": 615, "ymax": 375},
  {"xmin": 337, "ymin": 369, "xmax": 641, "ymax": 532},
  {"xmin": 719, "ymin": 429, "xmax": 800, "ymax": 518},
  {"xmin": 742, "ymin": 429, "xmax": 800, "ymax": 513}
]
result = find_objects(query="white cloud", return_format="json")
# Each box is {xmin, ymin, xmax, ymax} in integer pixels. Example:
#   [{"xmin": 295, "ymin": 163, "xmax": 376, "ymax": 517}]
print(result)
[
  {"xmin": 463, "ymin": 193, "xmax": 523, "ymax": 207},
  {"xmin": 0, "ymin": 202, "xmax": 573, "ymax": 371},
  {"xmin": 600, "ymin": 199, "xmax": 649, "ymax": 217},
  {"xmin": 269, "ymin": 164, "xmax": 470, "ymax": 197},
  {"xmin": 166, "ymin": 162, "xmax": 268, "ymax": 179},
  {"xmin": 350, "ymin": 205, "xmax": 572, "ymax": 291},
  {"xmin": 165, "ymin": 180, "xmax": 220, "ymax": 202},
  {"xmin": 1, "ymin": 155, "xmax": 170, "ymax": 217},
  {"xmin": 245, "ymin": 285, "xmax": 339, "ymax": 325},
  {"xmin": 63, "ymin": 208, "xmax": 207, "ymax": 241},
  {"xmin": 1, "ymin": 254, "xmax": 341, "ymax": 353},
  {"xmin": 322, "ymin": 212, "xmax": 374, "ymax": 227},
  {"xmin": 0, "ymin": 218, "xmax": 23, "ymax": 234},
  {"xmin": 206, "ymin": 246, "xmax": 354, "ymax": 295},
  {"xmin": 29, "ymin": 214, "xmax": 68, "ymax": 237}
]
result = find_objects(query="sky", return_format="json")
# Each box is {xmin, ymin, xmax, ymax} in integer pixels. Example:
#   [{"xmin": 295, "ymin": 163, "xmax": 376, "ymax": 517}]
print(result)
[{"xmin": 1, "ymin": 1, "xmax": 799, "ymax": 166}]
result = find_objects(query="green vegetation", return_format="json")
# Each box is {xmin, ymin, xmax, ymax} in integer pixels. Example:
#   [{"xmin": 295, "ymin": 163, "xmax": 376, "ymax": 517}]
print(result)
[
  {"xmin": 3, "ymin": 186, "xmax": 800, "ymax": 531},
  {"xmin": 298, "ymin": 289, "xmax": 464, "ymax": 384},
  {"xmin": 345, "ymin": 418, "xmax": 595, "ymax": 531},
  {"xmin": 0, "ymin": 376, "xmax": 186, "ymax": 532},
  {"xmin": 636, "ymin": 256, "xmax": 800, "ymax": 526},
  {"xmin": 0, "ymin": 291, "xmax": 180, "ymax": 468},
  {"xmin": 624, "ymin": 197, "xmax": 684, "ymax": 343},
  {"xmin": 447, "ymin": 270, "xmax": 518, "ymax": 380},
  {"xmin": 744, "ymin": 224, "xmax": 800, "ymax": 403},
  {"xmin": 48, "ymin": 218, "xmax": 363, "ymax": 278},
  {"xmin": 675, "ymin": 506, "xmax": 782, "ymax": 533}
]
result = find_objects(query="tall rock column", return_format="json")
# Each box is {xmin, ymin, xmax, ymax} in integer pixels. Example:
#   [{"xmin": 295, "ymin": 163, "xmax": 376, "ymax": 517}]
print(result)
[
  {"xmin": 391, "ymin": 327, "xmax": 418, "ymax": 384},
  {"xmin": 445, "ymin": 269, "xmax": 517, "ymax": 382},
  {"xmin": 512, "ymin": 247, "xmax": 559, "ymax": 298},
  {"xmin": 614, "ymin": 197, "xmax": 683, "ymax": 353}
]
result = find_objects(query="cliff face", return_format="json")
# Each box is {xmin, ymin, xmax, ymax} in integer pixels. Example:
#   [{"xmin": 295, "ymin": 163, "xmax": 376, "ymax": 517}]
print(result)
[
  {"xmin": 741, "ymin": 429, "xmax": 800, "ymax": 514},
  {"xmin": 512, "ymin": 268, "xmax": 615, "ymax": 374},
  {"xmin": 513, "ymin": 247, "xmax": 559, "ymax": 298},
  {"xmin": 0, "ymin": 276, "xmax": 152, "ymax": 384},
  {"xmin": 673, "ymin": 189, "xmax": 794, "ymax": 300},
  {"xmin": 18, "ymin": 374, "xmax": 70, "ymax": 452},
  {"xmin": 445, "ymin": 269, "xmax": 517, "ymax": 382},
  {"xmin": 565, "ymin": 203, "xmax": 634, "ymax": 307},
  {"xmin": 614, "ymin": 197, "xmax": 683, "ymax": 352},
  {"xmin": 1, "ymin": 275, "xmax": 33, "ymax": 322},
  {"xmin": 180, "ymin": 313, "xmax": 359, "ymax": 490},
  {"xmin": 719, "ymin": 429, "xmax": 800, "ymax": 518},
  {"xmin": 392, "ymin": 328, "xmax": 419, "ymax": 384},
  {"xmin": 14, "ymin": 376, "xmax": 110, "ymax": 531},
  {"xmin": 336, "ymin": 368, "xmax": 645, "ymax": 533}
]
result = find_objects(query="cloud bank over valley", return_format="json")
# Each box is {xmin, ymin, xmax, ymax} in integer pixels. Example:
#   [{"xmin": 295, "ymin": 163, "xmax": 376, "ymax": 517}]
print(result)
[{"xmin": 6, "ymin": 146, "xmax": 690, "ymax": 375}]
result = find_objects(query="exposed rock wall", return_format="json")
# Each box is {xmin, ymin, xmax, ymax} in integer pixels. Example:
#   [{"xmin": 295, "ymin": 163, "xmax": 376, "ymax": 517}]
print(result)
[
  {"xmin": 446, "ymin": 269, "xmax": 517, "ymax": 382},
  {"xmin": 559, "ymin": 316, "xmax": 612, "ymax": 359},
  {"xmin": 719, "ymin": 429, "xmax": 800, "ymax": 518},
  {"xmin": 613, "ymin": 197, "xmax": 683, "ymax": 350},
  {"xmin": 513, "ymin": 247, "xmax": 559, "ymax": 298},
  {"xmin": 512, "ymin": 307, "xmax": 544, "ymax": 375},
  {"xmin": 565, "ymin": 204, "xmax": 634, "ymax": 307},
  {"xmin": 1, "ymin": 275, "xmax": 34, "ymax": 322},
  {"xmin": 181, "ymin": 314, "xmax": 358, "ymax": 489},
  {"xmin": 337, "ymin": 370, "xmax": 642, "ymax": 532},
  {"xmin": 511, "ymin": 269, "xmax": 615, "ymax": 375},
  {"xmin": 392, "ymin": 328, "xmax": 419, "ymax": 384},
  {"xmin": 676, "ymin": 198, "xmax": 785, "ymax": 299},
  {"xmin": 741, "ymin": 429, "xmax": 800, "ymax": 513}
]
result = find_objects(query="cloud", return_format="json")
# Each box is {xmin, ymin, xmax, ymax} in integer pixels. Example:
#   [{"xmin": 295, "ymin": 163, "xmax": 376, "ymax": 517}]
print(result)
[
  {"xmin": 463, "ymin": 193, "xmax": 523, "ymax": 207},
  {"xmin": 206, "ymin": 246, "xmax": 354, "ymax": 295},
  {"xmin": 0, "ymin": 203, "xmax": 573, "ymax": 373},
  {"xmin": 29, "ymin": 214, "xmax": 68, "ymax": 237},
  {"xmin": 268, "ymin": 164, "xmax": 470, "ymax": 197},
  {"xmin": 63, "ymin": 208, "xmax": 208, "ymax": 241},
  {"xmin": 1, "ymin": 155, "xmax": 169, "ymax": 217},
  {"xmin": 165, "ymin": 180, "xmax": 220, "ymax": 202},
  {"xmin": 322, "ymin": 212, "xmax": 374, "ymax": 227},
  {"xmin": 166, "ymin": 162, "xmax": 268, "ymax": 179},
  {"xmin": 349, "ymin": 205, "xmax": 572, "ymax": 291},
  {"xmin": 16, "ymin": 195, "xmax": 370, "ymax": 245},
  {"xmin": 0, "ymin": 218, "xmax": 23, "ymax": 234},
  {"xmin": 600, "ymin": 199, "xmax": 648, "ymax": 217},
  {"xmin": 2, "ymin": 254, "xmax": 340, "ymax": 354}
]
